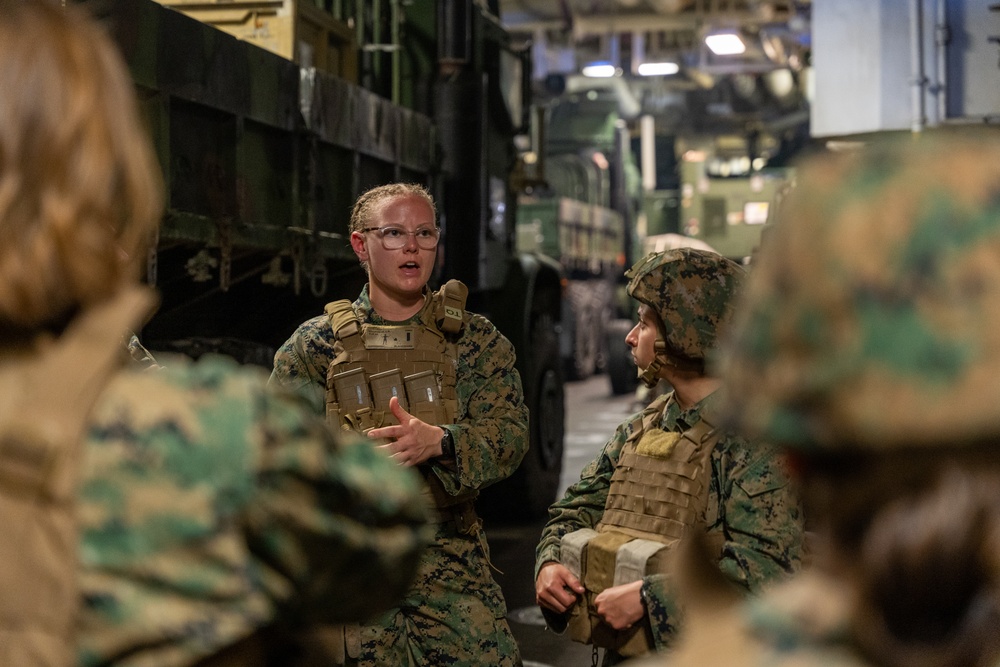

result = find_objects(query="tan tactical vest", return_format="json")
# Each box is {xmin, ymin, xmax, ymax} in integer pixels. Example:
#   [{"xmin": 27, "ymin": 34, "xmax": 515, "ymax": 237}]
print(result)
[
  {"xmin": 561, "ymin": 393, "xmax": 723, "ymax": 657},
  {"xmin": 0, "ymin": 287, "xmax": 155, "ymax": 667},
  {"xmin": 323, "ymin": 280, "xmax": 475, "ymax": 512}
]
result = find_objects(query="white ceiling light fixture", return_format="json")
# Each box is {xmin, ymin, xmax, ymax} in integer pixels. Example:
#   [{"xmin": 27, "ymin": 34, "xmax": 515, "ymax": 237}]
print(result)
[
  {"xmin": 581, "ymin": 61, "xmax": 618, "ymax": 77},
  {"xmin": 637, "ymin": 61, "xmax": 679, "ymax": 76},
  {"xmin": 705, "ymin": 32, "xmax": 746, "ymax": 56}
]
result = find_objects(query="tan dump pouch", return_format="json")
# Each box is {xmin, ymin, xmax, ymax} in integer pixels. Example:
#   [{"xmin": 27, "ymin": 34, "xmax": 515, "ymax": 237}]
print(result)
[{"xmin": 561, "ymin": 530, "xmax": 656, "ymax": 657}]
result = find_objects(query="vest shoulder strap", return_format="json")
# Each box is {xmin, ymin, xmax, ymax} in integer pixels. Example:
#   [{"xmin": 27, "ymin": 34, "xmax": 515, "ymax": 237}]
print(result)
[
  {"xmin": 625, "ymin": 392, "xmax": 673, "ymax": 446},
  {"xmin": 681, "ymin": 412, "xmax": 720, "ymax": 451},
  {"xmin": 324, "ymin": 299, "xmax": 361, "ymax": 338}
]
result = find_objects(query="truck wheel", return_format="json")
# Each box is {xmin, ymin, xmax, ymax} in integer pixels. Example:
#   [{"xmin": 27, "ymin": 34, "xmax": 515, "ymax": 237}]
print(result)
[
  {"xmin": 564, "ymin": 282, "xmax": 598, "ymax": 381},
  {"xmin": 480, "ymin": 312, "xmax": 565, "ymax": 524},
  {"xmin": 605, "ymin": 319, "xmax": 639, "ymax": 395}
]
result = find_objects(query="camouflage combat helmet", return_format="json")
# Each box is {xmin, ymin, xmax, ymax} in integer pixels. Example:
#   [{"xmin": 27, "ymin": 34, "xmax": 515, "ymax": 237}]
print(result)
[
  {"xmin": 625, "ymin": 248, "xmax": 745, "ymax": 387},
  {"xmin": 720, "ymin": 134, "xmax": 1000, "ymax": 451}
]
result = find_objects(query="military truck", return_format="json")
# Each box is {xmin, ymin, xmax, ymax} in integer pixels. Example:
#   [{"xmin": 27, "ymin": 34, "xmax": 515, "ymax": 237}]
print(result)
[
  {"xmin": 677, "ymin": 135, "xmax": 796, "ymax": 262},
  {"xmin": 516, "ymin": 88, "xmax": 643, "ymax": 382},
  {"xmin": 79, "ymin": 0, "xmax": 565, "ymax": 520}
]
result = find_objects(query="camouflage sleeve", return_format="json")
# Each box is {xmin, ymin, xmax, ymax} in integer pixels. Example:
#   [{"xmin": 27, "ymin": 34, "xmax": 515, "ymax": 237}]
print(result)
[
  {"xmin": 247, "ymin": 381, "xmax": 433, "ymax": 623},
  {"xmin": 643, "ymin": 436, "xmax": 804, "ymax": 650},
  {"xmin": 267, "ymin": 315, "xmax": 334, "ymax": 415},
  {"xmin": 426, "ymin": 314, "xmax": 529, "ymax": 495},
  {"xmin": 79, "ymin": 357, "xmax": 431, "ymax": 664},
  {"xmin": 533, "ymin": 418, "xmax": 633, "ymax": 579},
  {"xmin": 711, "ymin": 439, "xmax": 804, "ymax": 589}
]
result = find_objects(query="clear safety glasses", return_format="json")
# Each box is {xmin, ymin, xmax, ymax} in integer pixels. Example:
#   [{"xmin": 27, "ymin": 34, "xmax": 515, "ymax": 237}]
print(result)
[{"xmin": 362, "ymin": 225, "xmax": 440, "ymax": 250}]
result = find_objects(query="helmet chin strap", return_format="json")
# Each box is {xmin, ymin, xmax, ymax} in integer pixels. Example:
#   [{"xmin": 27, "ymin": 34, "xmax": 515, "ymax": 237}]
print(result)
[{"xmin": 639, "ymin": 339, "xmax": 668, "ymax": 388}]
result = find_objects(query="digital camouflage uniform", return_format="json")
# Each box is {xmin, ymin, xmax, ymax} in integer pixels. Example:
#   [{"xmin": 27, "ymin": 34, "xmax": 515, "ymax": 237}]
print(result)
[
  {"xmin": 636, "ymin": 136, "xmax": 1000, "ymax": 667},
  {"xmin": 77, "ymin": 352, "xmax": 431, "ymax": 667},
  {"xmin": 536, "ymin": 249, "xmax": 804, "ymax": 665},
  {"xmin": 269, "ymin": 284, "xmax": 529, "ymax": 666}
]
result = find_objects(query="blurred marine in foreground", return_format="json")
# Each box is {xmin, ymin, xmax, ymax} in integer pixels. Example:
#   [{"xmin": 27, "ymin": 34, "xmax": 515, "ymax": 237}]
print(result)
[
  {"xmin": 0, "ymin": 2, "xmax": 429, "ymax": 665},
  {"xmin": 638, "ymin": 134, "xmax": 1000, "ymax": 667}
]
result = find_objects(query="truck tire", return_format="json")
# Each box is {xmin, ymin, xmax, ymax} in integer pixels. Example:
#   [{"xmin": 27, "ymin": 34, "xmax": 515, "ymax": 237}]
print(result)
[
  {"xmin": 564, "ymin": 281, "xmax": 599, "ymax": 381},
  {"xmin": 605, "ymin": 319, "xmax": 639, "ymax": 395},
  {"xmin": 480, "ymin": 312, "xmax": 565, "ymax": 523}
]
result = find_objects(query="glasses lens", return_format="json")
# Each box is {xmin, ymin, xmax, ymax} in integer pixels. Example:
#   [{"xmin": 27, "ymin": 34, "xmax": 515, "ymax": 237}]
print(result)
[
  {"xmin": 413, "ymin": 228, "xmax": 440, "ymax": 249},
  {"xmin": 377, "ymin": 226, "xmax": 439, "ymax": 250}
]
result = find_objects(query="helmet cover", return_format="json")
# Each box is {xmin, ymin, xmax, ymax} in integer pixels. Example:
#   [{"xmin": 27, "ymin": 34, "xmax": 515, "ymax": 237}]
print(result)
[
  {"xmin": 720, "ymin": 134, "xmax": 1000, "ymax": 451},
  {"xmin": 626, "ymin": 248, "xmax": 745, "ymax": 368}
]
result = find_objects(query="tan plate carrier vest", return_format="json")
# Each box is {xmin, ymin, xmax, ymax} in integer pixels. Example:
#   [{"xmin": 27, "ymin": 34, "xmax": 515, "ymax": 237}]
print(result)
[
  {"xmin": 561, "ymin": 393, "xmax": 723, "ymax": 658},
  {"xmin": 0, "ymin": 287, "xmax": 154, "ymax": 667},
  {"xmin": 323, "ymin": 279, "xmax": 478, "ymax": 516}
]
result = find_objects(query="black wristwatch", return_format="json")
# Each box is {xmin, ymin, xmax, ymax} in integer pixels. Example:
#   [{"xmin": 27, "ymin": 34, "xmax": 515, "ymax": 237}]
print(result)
[{"xmin": 440, "ymin": 428, "xmax": 455, "ymax": 459}]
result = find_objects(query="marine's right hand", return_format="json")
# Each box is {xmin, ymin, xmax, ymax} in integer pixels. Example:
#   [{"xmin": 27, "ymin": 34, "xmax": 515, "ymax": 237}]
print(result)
[{"xmin": 535, "ymin": 562, "xmax": 585, "ymax": 613}]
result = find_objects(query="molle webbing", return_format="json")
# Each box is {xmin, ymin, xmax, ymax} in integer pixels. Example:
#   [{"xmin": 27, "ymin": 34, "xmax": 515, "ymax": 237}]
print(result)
[
  {"xmin": 323, "ymin": 282, "xmax": 474, "ymax": 511},
  {"xmin": 323, "ymin": 316, "xmax": 459, "ymax": 432},
  {"xmin": 598, "ymin": 404, "xmax": 720, "ymax": 543}
]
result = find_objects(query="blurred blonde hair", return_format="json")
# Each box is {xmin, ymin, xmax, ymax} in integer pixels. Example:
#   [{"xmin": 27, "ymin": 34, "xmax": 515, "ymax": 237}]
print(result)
[{"xmin": 0, "ymin": 0, "xmax": 163, "ymax": 331}]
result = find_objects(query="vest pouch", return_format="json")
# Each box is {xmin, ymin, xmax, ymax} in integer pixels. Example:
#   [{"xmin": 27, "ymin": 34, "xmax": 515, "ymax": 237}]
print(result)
[
  {"xmin": 411, "ymin": 404, "xmax": 449, "ymax": 426},
  {"xmin": 614, "ymin": 538, "xmax": 673, "ymax": 586},
  {"xmin": 565, "ymin": 590, "xmax": 653, "ymax": 657},
  {"xmin": 560, "ymin": 528, "xmax": 597, "ymax": 644},
  {"xmin": 370, "ymin": 369, "xmax": 407, "ymax": 414},
  {"xmin": 404, "ymin": 370, "xmax": 448, "ymax": 425},
  {"xmin": 565, "ymin": 592, "xmax": 593, "ymax": 645},
  {"xmin": 331, "ymin": 368, "xmax": 371, "ymax": 413},
  {"xmin": 326, "ymin": 403, "xmax": 342, "ymax": 429},
  {"xmin": 559, "ymin": 529, "xmax": 658, "ymax": 657},
  {"xmin": 590, "ymin": 602, "xmax": 653, "ymax": 657}
]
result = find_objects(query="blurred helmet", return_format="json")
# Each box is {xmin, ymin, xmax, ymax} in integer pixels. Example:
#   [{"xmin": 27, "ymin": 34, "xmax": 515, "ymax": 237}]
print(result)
[
  {"xmin": 720, "ymin": 135, "xmax": 1000, "ymax": 451},
  {"xmin": 625, "ymin": 248, "xmax": 745, "ymax": 385}
]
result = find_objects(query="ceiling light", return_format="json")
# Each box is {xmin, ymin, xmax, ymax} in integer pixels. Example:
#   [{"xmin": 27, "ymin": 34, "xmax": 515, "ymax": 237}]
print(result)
[
  {"xmin": 705, "ymin": 33, "xmax": 746, "ymax": 56},
  {"xmin": 637, "ymin": 61, "xmax": 679, "ymax": 76},
  {"xmin": 581, "ymin": 62, "xmax": 618, "ymax": 77}
]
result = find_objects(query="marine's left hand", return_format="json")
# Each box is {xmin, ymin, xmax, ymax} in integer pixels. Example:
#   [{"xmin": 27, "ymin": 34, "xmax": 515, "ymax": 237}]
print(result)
[
  {"xmin": 370, "ymin": 396, "xmax": 445, "ymax": 467},
  {"xmin": 594, "ymin": 579, "xmax": 645, "ymax": 630}
]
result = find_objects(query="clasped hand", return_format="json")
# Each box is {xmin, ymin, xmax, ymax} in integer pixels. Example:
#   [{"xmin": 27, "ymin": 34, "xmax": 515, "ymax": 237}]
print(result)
[
  {"xmin": 535, "ymin": 562, "xmax": 645, "ymax": 630},
  {"xmin": 368, "ymin": 396, "xmax": 444, "ymax": 466}
]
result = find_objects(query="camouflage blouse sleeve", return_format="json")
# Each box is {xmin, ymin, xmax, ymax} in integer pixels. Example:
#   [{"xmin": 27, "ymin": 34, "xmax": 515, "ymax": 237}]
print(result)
[
  {"xmin": 642, "ymin": 434, "xmax": 804, "ymax": 651},
  {"xmin": 533, "ymin": 418, "xmax": 632, "ymax": 579},
  {"xmin": 78, "ymin": 357, "xmax": 431, "ymax": 664},
  {"xmin": 247, "ymin": 378, "xmax": 433, "ymax": 623},
  {"xmin": 424, "ymin": 313, "xmax": 529, "ymax": 495},
  {"xmin": 267, "ymin": 314, "xmax": 335, "ymax": 415}
]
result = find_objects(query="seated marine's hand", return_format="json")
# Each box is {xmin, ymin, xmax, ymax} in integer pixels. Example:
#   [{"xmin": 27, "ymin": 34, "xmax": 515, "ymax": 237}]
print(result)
[
  {"xmin": 594, "ymin": 579, "xmax": 645, "ymax": 630},
  {"xmin": 535, "ymin": 562, "xmax": 585, "ymax": 613}
]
